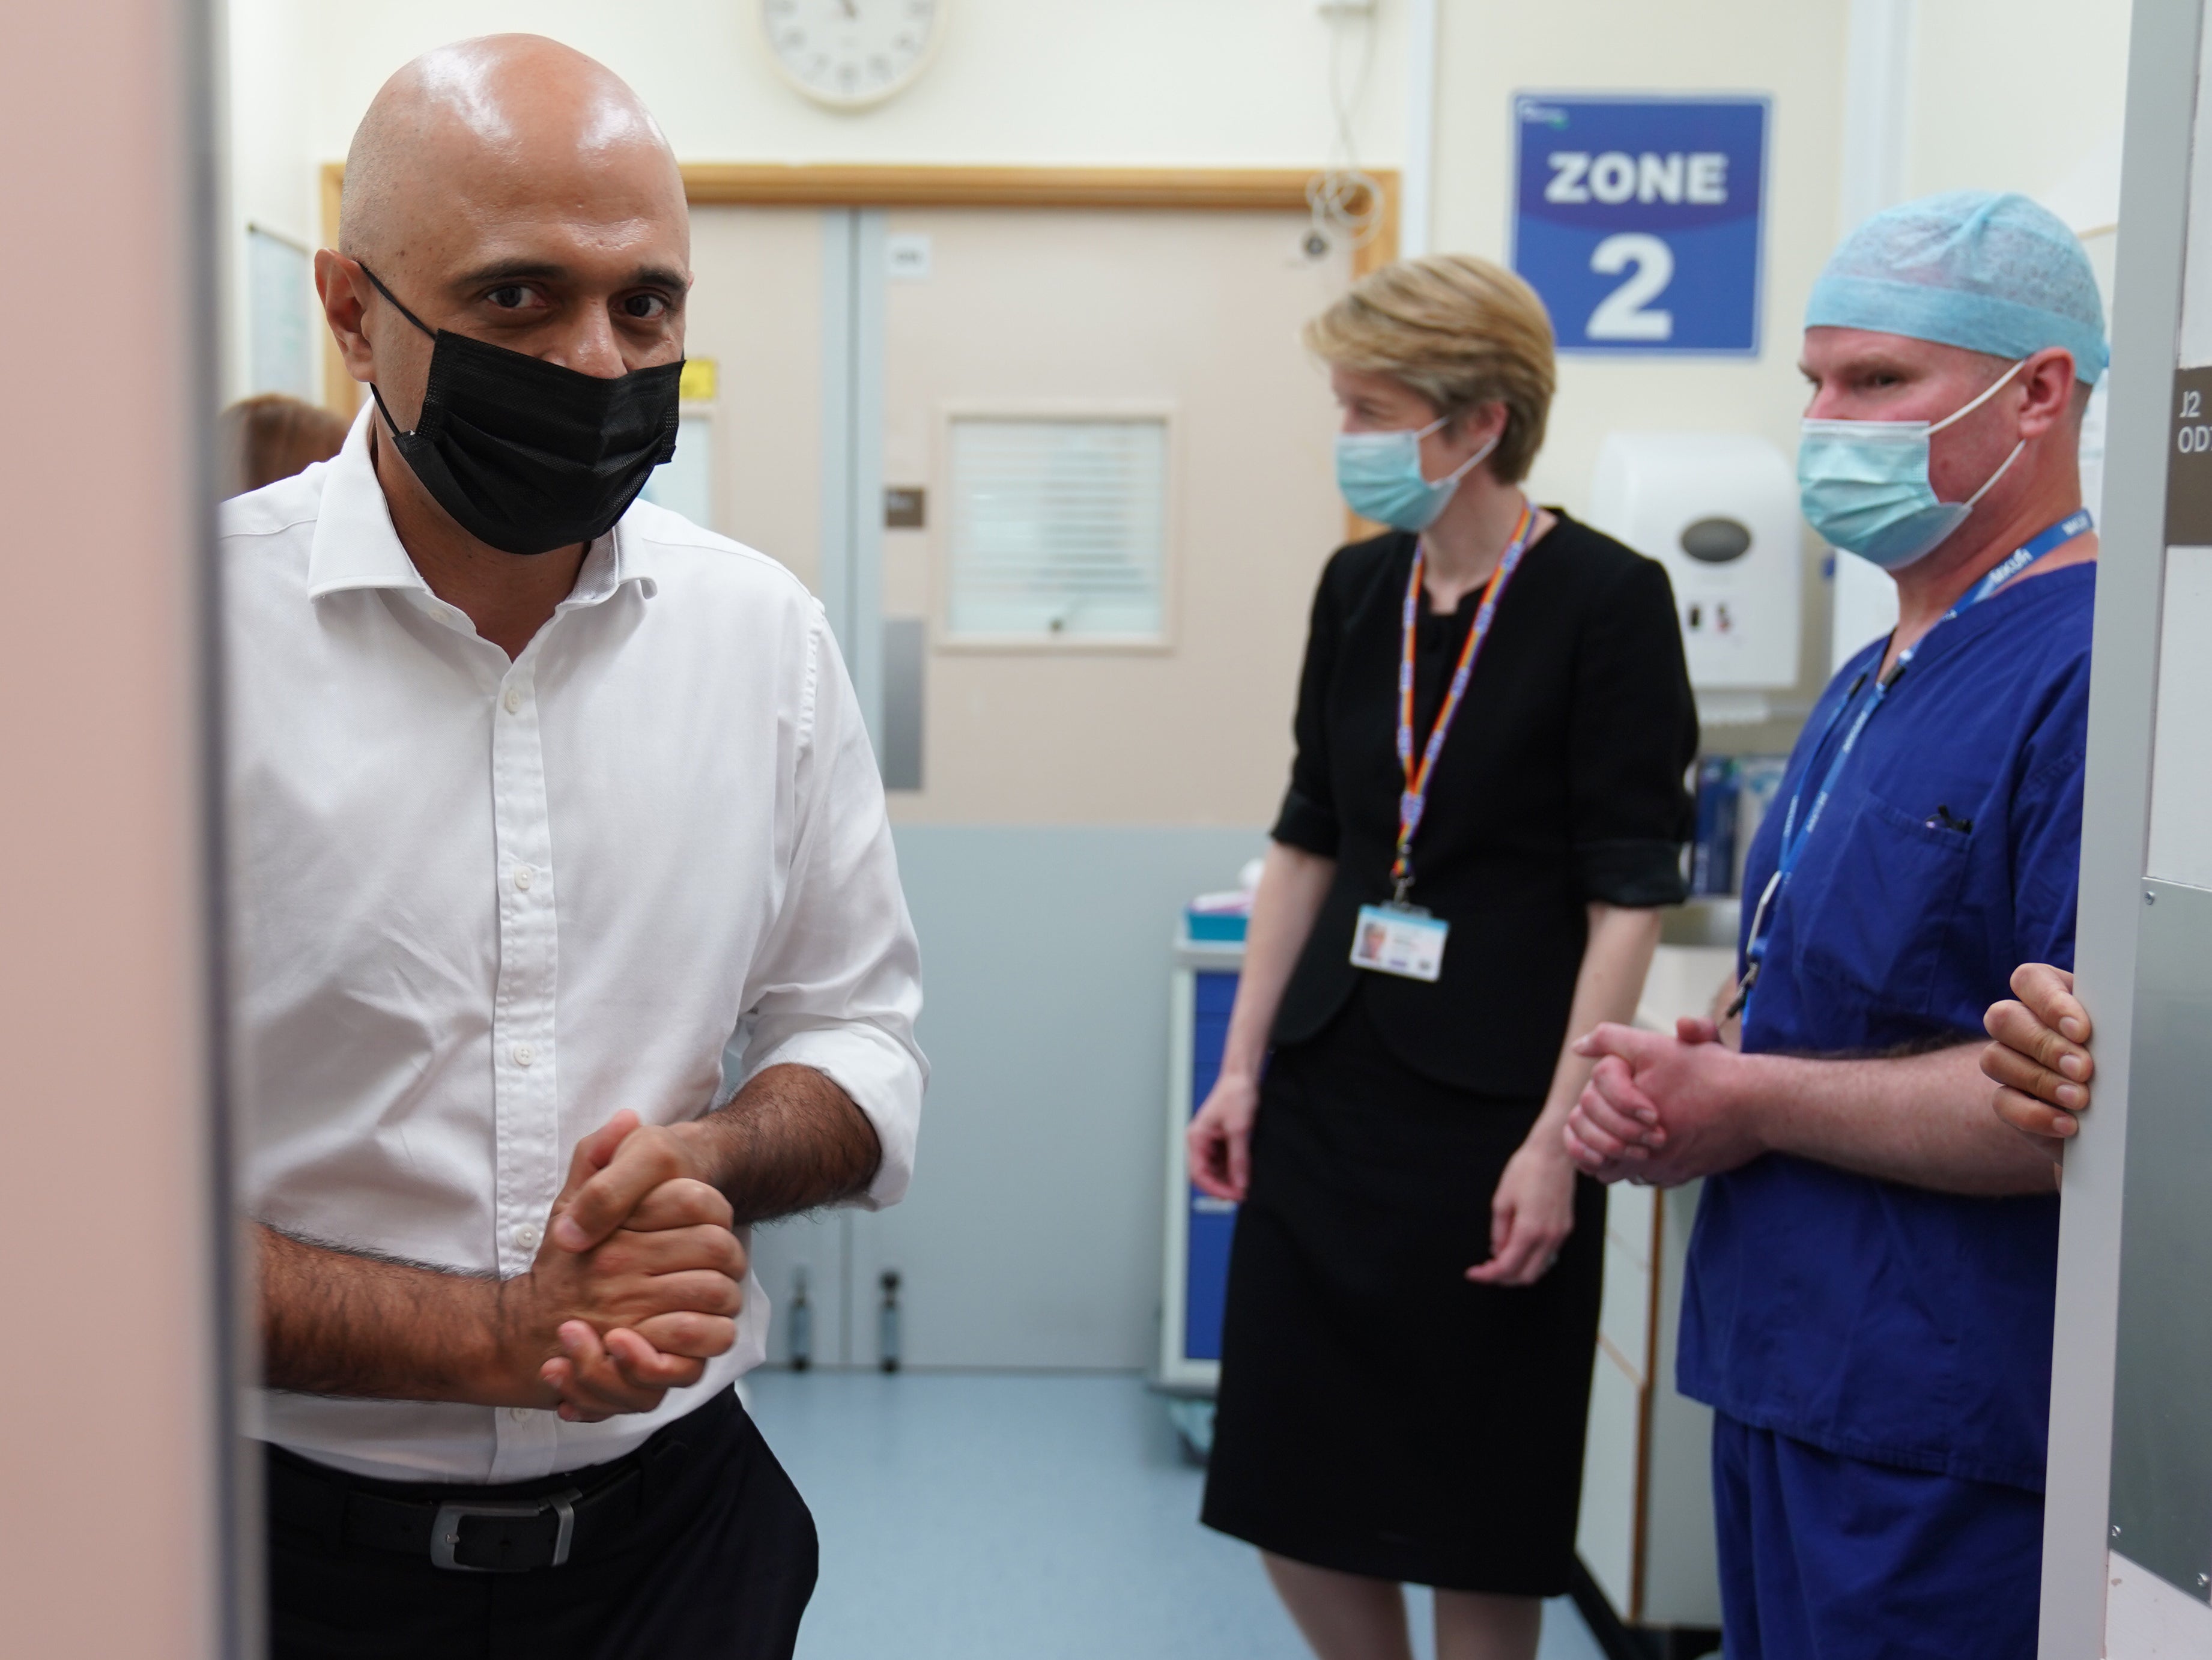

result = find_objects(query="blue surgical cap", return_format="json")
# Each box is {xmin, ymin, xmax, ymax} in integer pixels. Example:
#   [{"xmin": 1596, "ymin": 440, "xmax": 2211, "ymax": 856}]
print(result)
[{"xmin": 1806, "ymin": 190, "xmax": 2109, "ymax": 382}]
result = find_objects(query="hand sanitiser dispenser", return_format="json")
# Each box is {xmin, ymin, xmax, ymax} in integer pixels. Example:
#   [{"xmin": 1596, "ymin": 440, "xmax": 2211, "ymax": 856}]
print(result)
[{"xmin": 1587, "ymin": 433, "xmax": 1802, "ymax": 723}]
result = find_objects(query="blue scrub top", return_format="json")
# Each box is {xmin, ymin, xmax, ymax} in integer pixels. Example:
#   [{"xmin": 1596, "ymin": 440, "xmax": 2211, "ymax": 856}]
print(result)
[{"xmin": 1679, "ymin": 561, "xmax": 2093, "ymax": 1492}]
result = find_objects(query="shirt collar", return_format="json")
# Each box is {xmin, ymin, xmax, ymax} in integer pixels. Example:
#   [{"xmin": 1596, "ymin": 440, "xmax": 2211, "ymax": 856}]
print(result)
[
  {"xmin": 562, "ymin": 527, "xmax": 654, "ymax": 611},
  {"xmin": 306, "ymin": 404, "xmax": 423, "ymax": 599},
  {"xmin": 306, "ymin": 402, "xmax": 658, "ymax": 607}
]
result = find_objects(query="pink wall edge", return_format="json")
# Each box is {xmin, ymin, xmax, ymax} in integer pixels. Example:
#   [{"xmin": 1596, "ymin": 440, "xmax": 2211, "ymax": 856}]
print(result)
[{"xmin": 0, "ymin": 1, "xmax": 223, "ymax": 1655}]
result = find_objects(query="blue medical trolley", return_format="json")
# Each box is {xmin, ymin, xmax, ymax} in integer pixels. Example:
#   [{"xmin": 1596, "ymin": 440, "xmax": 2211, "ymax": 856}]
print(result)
[{"xmin": 1159, "ymin": 924, "xmax": 1244, "ymax": 1392}]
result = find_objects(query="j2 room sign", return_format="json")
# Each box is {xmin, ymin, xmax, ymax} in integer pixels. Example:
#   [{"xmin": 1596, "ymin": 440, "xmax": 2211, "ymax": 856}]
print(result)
[{"xmin": 1511, "ymin": 94, "xmax": 1770, "ymax": 356}]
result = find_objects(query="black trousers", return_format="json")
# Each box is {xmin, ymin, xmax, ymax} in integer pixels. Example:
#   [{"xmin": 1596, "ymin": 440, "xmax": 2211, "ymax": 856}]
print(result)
[{"xmin": 265, "ymin": 1390, "xmax": 817, "ymax": 1660}]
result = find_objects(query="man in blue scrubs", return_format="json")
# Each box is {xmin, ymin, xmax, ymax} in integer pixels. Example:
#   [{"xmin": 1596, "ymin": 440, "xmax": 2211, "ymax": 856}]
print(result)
[{"xmin": 1565, "ymin": 192, "xmax": 2107, "ymax": 1659}]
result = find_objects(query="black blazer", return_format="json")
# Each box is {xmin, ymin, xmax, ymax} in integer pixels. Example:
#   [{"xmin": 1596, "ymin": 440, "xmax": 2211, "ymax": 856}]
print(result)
[{"xmin": 1270, "ymin": 513, "xmax": 1698, "ymax": 1098}]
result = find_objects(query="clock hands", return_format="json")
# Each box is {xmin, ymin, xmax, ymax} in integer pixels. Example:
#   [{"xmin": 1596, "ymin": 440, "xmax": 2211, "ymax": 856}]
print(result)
[{"xmin": 767, "ymin": 0, "xmax": 932, "ymax": 106}]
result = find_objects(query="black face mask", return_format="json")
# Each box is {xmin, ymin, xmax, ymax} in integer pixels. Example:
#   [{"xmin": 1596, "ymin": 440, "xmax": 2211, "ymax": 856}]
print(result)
[{"xmin": 359, "ymin": 263, "xmax": 682, "ymax": 556}]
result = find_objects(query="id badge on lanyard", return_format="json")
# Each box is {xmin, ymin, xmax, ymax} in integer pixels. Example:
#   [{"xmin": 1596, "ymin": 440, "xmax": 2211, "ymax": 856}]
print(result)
[
  {"xmin": 1350, "ymin": 504, "xmax": 1535, "ymax": 983},
  {"xmin": 1351, "ymin": 901, "xmax": 1450, "ymax": 982}
]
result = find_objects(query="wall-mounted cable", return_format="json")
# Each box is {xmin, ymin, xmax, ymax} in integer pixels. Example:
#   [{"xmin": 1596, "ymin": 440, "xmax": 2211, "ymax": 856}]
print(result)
[{"xmin": 1304, "ymin": 0, "xmax": 1383, "ymax": 261}]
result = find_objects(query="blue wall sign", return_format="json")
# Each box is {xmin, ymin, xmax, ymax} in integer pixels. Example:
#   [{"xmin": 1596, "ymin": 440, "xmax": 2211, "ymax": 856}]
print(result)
[{"xmin": 1511, "ymin": 94, "xmax": 1769, "ymax": 356}]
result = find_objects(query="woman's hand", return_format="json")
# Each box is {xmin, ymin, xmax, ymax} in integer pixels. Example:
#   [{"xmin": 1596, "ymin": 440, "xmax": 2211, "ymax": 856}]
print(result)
[
  {"xmin": 1188, "ymin": 1073, "xmax": 1261, "ymax": 1202},
  {"xmin": 1982, "ymin": 962, "xmax": 2092, "ymax": 1150},
  {"xmin": 1468, "ymin": 1137, "xmax": 1577, "ymax": 1286}
]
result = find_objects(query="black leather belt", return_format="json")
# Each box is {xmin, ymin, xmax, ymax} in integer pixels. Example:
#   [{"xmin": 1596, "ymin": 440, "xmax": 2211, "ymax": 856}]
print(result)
[{"xmin": 266, "ymin": 1390, "xmax": 732, "ymax": 1573}]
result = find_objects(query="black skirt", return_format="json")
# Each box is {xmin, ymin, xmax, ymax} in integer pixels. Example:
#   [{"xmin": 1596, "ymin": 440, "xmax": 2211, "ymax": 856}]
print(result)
[{"xmin": 1199, "ymin": 987, "xmax": 1605, "ymax": 1595}]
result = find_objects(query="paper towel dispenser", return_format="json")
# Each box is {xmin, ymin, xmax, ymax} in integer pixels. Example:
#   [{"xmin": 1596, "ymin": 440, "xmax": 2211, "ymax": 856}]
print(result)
[{"xmin": 1587, "ymin": 432, "xmax": 1801, "ymax": 700}]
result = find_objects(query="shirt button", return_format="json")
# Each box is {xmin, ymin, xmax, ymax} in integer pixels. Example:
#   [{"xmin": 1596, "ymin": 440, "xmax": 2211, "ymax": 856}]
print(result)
[
  {"xmin": 508, "ymin": 1407, "xmax": 532, "ymax": 1423},
  {"xmin": 503, "ymin": 688, "xmax": 523, "ymax": 714},
  {"xmin": 514, "ymin": 1222, "xmax": 542, "ymax": 1249},
  {"xmin": 514, "ymin": 865, "xmax": 535, "ymax": 892},
  {"xmin": 512, "ymin": 1043, "xmax": 535, "ymax": 1067}
]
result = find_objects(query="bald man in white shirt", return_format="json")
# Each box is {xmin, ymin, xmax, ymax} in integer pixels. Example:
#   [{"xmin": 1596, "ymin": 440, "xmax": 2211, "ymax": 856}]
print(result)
[{"xmin": 232, "ymin": 36, "xmax": 924, "ymax": 1659}]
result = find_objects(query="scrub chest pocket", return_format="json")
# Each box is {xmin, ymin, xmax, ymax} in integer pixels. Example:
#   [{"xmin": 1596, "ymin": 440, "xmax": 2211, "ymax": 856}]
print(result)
[{"xmin": 1785, "ymin": 789, "xmax": 1975, "ymax": 1016}]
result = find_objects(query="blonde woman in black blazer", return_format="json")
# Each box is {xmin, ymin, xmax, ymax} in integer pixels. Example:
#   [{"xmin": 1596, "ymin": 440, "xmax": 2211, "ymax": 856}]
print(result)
[{"xmin": 1189, "ymin": 254, "xmax": 1697, "ymax": 1660}]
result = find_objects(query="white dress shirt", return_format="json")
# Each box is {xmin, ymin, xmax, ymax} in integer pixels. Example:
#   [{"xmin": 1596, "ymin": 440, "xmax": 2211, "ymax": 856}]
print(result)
[{"xmin": 226, "ymin": 411, "xmax": 924, "ymax": 1483}]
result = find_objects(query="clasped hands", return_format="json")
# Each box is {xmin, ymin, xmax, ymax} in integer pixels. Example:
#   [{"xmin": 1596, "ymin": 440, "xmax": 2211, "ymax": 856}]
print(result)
[
  {"xmin": 498, "ymin": 1110, "xmax": 744, "ymax": 1424},
  {"xmin": 1563, "ymin": 1016, "xmax": 1762, "ymax": 1187},
  {"xmin": 1566, "ymin": 962, "xmax": 2098, "ymax": 1183}
]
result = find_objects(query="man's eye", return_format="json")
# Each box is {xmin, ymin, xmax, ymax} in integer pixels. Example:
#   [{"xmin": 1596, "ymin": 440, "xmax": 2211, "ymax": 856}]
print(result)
[
  {"xmin": 620, "ymin": 293, "xmax": 670, "ymax": 320},
  {"xmin": 486, "ymin": 285, "xmax": 537, "ymax": 310}
]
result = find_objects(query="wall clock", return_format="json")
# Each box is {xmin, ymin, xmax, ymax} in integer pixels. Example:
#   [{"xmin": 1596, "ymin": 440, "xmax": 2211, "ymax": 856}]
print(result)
[{"xmin": 762, "ymin": 0, "xmax": 946, "ymax": 111}]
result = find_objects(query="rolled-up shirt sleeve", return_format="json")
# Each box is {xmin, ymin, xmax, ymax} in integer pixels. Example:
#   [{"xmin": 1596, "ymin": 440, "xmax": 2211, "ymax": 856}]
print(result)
[
  {"xmin": 735, "ymin": 607, "xmax": 926, "ymax": 1207},
  {"xmin": 1569, "ymin": 557, "xmax": 1698, "ymax": 906}
]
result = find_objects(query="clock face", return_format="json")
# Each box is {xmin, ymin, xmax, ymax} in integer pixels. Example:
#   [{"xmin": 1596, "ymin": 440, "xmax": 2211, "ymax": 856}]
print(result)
[{"xmin": 762, "ymin": 0, "xmax": 944, "ymax": 109}]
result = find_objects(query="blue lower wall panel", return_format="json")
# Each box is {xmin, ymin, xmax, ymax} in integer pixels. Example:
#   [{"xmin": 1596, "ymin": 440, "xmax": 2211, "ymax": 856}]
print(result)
[{"xmin": 793, "ymin": 824, "xmax": 1267, "ymax": 1370}]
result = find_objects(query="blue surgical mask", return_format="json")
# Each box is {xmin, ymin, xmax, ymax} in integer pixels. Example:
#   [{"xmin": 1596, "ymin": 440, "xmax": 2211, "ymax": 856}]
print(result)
[
  {"xmin": 1336, "ymin": 417, "xmax": 1499, "ymax": 532},
  {"xmin": 1797, "ymin": 359, "xmax": 2028, "ymax": 570}
]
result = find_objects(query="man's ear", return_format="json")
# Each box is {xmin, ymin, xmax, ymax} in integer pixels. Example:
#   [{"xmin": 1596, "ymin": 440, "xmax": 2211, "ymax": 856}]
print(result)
[
  {"xmin": 2017, "ymin": 347, "xmax": 2080, "ymax": 440},
  {"xmin": 314, "ymin": 251, "xmax": 377, "ymax": 386}
]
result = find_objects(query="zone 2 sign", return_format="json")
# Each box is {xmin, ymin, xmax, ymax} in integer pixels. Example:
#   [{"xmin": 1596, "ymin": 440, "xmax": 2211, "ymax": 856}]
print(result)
[{"xmin": 1512, "ymin": 94, "xmax": 1769, "ymax": 356}]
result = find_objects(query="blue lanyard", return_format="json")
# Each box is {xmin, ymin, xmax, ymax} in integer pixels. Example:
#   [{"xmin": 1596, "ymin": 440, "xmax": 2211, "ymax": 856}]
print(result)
[{"xmin": 1734, "ymin": 509, "xmax": 2092, "ymax": 1010}]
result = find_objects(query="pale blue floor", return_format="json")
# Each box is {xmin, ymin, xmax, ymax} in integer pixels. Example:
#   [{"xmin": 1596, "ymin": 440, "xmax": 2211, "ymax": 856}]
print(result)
[{"xmin": 748, "ymin": 1371, "xmax": 1608, "ymax": 1660}]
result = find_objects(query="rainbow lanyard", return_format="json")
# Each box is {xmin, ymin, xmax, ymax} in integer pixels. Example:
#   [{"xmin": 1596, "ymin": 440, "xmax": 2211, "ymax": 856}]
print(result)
[{"xmin": 1390, "ymin": 501, "xmax": 1538, "ymax": 902}]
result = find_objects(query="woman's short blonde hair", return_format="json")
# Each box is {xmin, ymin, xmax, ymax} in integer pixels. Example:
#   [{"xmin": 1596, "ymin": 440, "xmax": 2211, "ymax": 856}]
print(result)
[{"xmin": 1304, "ymin": 254, "xmax": 1557, "ymax": 485}]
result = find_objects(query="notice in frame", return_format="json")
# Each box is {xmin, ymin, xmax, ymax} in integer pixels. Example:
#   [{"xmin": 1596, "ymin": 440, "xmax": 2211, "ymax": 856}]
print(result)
[
  {"xmin": 2167, "ymin": 10, "xmax": 2212, "ymax": 548},
  {"xmin": 2166, "ymin": 366, "xmax": 2212, "ymax": 547},
  {"xmin": 1511, "ymin": 93, "xmax": 1768, "ymax": 357}
]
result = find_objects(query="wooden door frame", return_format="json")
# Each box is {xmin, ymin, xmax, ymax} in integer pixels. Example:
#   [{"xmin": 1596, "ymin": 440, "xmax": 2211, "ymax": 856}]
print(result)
[{"xmin": 318, "ymin": 161, "xmax": 1399, "ymax": 418}]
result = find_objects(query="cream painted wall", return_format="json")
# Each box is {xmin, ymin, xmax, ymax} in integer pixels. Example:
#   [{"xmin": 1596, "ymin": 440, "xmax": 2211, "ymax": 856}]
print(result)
[
  {"xmin": 1828, "ymin": 0, "xmax": 2132, "ymax": 676},
  {"xmin": 1906, "ymin": 2, "xmax": 2133, "ymax": 380},
  {"xmin": 223, "ymin": 0, "xmax": 2142, "ymax": 580},
  {"xmin": 1429, "ymin": 0, "xmax": 1851, "ymax": 521},
  {"xmin": 1906, "ymin": 0, "xmax": 2132, "ymax": 213},
  {"xmin": 219, "ymin": 0, "xmax": 324, "ymax": 401},
  {"xmin": 291, "ymin": 0, "xmax": 1409, "ymax": 169},
  {"xmin": 228, "ymin": 0, "xmax": 1858, "ymax": 727},
  {"xmin": 1428, "ymin": 0, "xmax": 1855, "ymax": 733},
  {"xmin": 220, "ymin": 0, "xmax": 1414, "ymax": 401}
]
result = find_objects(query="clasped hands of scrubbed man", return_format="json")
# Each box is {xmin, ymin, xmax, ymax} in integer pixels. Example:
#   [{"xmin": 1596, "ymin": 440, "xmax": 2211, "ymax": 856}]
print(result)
[
  {"xmin": 520, "ymin": 1110, "xmax": 748, "ymax": 1424},
  {"xmin": 1560, "ymin": 1017, "xmax": 1762, "ymax": 1187},
  {"xmin": 1562, "ymin": 962, "xmax": 2094, "ymax": 1188}
]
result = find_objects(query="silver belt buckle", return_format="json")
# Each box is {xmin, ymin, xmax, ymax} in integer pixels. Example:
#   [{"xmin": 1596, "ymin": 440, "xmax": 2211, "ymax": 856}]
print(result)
[{"xmin": 429, "ymin": 1488, "xmax": 579, "ymax": 1572}]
